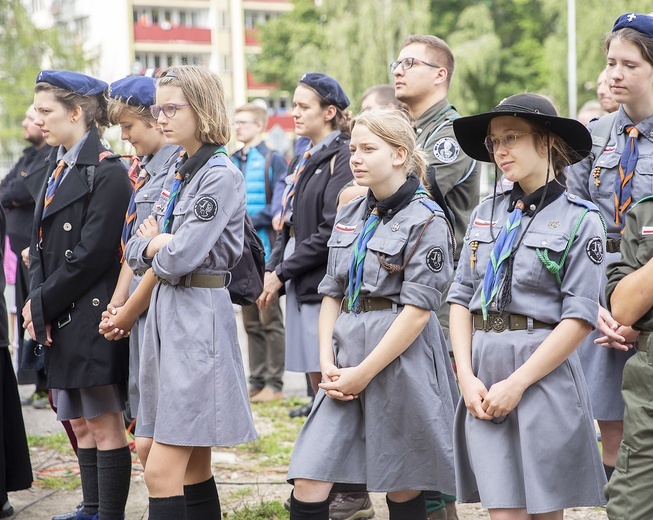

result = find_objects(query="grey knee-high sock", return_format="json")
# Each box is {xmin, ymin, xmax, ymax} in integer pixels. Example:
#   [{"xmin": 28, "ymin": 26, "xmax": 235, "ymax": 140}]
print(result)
[
  {"xmin": 184, "ymin": 476, "xmax": 221, "ymax": 520},
  {"xmin": 78, "ymin": 448, "xmax": 99, "ymax": 515},
  {"xmin": 97, "ymin": 446, "xmax": 132, "ymax": 520},
  {"xmin": 386, "ymin": 492, "xmax": 427, "ymax": 520},
  {"xmin": 149, "ymin": 496, "xmax": 187, "ymax": 520}
]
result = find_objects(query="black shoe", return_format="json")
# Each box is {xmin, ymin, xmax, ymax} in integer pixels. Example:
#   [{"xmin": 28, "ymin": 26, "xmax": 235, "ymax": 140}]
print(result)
[
  {"xmin": 51, "ymin": 502, "xmax": 83, "ymax": 520},
  {"xmin": 289, "ymin": 397, "xmax": 314, "ymax": 418},
  {"xmin": 0, "ymin": 500, "xmax": 14, "ymax": 518}
]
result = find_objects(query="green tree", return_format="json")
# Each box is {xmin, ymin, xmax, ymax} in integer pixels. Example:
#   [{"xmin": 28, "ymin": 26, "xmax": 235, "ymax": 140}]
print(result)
[{"xmin": 0, "ymin": 0, "xmax": 91, "ymax": 153}]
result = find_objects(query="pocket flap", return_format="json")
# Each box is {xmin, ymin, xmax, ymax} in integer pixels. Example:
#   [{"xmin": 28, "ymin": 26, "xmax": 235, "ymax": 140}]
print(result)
[
  {"xmin": 328, "ymin": 230, "xmax": 358, "ymax": 248},
  {"xmin": 465, "ymin": 226, "xmax": 499, "ymax": 244},
  {"xmin": 595, "ymin": 151, "xmax": 620, "ymax": 169},
  {"xmin": 522, "ymin": 231, "xmax": 569, "ymax": 252},
  {"xmin": 367, "ymin": 235, "xmax": 405, "ymax": 256}
]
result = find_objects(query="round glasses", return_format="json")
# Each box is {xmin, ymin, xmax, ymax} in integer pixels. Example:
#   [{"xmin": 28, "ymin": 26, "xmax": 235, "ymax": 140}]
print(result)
[
  {"xmin": 483, "ymin": 131, "xmax": 537, "ymax": 154},
  {"xmin": 390, "ymin": 57, "xmax": 441, "ymax": 73},
  {"xmin": 150, "ymin": 102, "xmax": 190, "ymax": 119}
]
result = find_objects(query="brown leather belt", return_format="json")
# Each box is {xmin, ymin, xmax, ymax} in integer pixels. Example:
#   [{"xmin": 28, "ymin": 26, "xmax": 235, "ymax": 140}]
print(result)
[
  {"xmin": 159, "ymin": 273, "xmax": 227, "ymax": 288},
  {"xmin": 606, "ymin": 238, "xmax": 621, "ymax": 253},
  {"xmin": 473, "ymin": 313, "xmax": 555, "ymax": 333},
  {"xmin": 341, "ymin": 297, "xmax": 402, "ymax": 314},
  {"xmin": 637, "ymin": 331, "xmax": 653, "ymax": 353}
]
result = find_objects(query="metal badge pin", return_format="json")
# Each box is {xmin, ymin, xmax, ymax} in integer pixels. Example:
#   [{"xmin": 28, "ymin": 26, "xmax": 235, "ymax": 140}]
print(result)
[
  {"xmin": 548, "ymin": 221, "xmax": 560, "ymax": 229},
  {"xmin": 391, "ymin": 223, "xmax": 399, "ymax": 232},
  {"xmin": 63, "ymin": 223, "xmax": 72, "ymax": 231}
]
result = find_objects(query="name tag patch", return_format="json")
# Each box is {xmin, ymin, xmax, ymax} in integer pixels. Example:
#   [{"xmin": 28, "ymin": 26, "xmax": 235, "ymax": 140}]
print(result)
[
  {"xmin": 642, "ymin": 226, "xmax": 653, "ymax": 235},
  {"xmin": 154, "ymin": 190, "xmax": 170, "ymax": 211},
  {"xmin": 335, "ymin": 223, "xmax": 357, "ymax": 232},
  {"xmin": 473, "ymin": 218, "xmax": 497, "ymax": 227}
]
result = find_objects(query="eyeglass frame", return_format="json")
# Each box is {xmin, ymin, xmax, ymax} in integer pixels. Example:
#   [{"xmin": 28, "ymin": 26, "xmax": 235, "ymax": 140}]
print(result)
[
  {"xmin": 150, "ymin": 102, "xmax": 191, "ymax": 119},
  {"xmin": 483, "ymin": 131, "xmax": 538, "ymax": 154},
  {"xmin": 390, "ymin": 57, "xmax": 441, "ymax": 74}
]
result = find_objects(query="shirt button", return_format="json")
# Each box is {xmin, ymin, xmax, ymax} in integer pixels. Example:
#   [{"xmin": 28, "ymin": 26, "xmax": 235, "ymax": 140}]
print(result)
[
  {"xmin": 143, "ymin": 194, "xmax": 149, "ymax": 199},
  {"xmin": 63, "ymin": 222, "xmax": 72, "ymax": 231},
  {"xmin": 92, "ymin": 298, "xmax": 100, "ymax": 306},
  {"xmin": 529, "ymin": 204, "xmax": 536, "ymax": 212},
  {"xmin": 337, "ymin": 238, "xmax": 341, "ymax": 243},
  {"xmin": 541, "ymin": 240, "xmax": 547, "ymax": 245},
  {"xmin": 64, "ymin": 249, "xmax": 73, "ymax": 259}
]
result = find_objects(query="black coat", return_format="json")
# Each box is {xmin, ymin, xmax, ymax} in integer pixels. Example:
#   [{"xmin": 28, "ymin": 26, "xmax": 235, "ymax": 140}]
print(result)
[
  {"xmin": 0, "ymin": 143, "xmax": 52, "ymax": 255},
  {"xmin": 267, "ymin": 133, "xmax": 353, "ymax": 304},
  {"xmin": 28, "ymin": 128, "xmax": 132, "ymax": 389}
]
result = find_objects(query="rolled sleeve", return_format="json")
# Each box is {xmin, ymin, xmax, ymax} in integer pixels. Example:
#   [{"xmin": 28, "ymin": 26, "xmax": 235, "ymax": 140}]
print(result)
[{"xmin": 318, "ymin": 273, "xmax": 343, "ymax": 299}]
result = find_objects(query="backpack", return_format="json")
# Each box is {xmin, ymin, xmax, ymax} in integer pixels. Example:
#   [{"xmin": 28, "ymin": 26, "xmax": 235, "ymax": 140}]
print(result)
[
  {"xmin": 211, "ymin": 149, "xmax": 265, "ymax": 306},
  {"xmin": 228, "ymin": 213, "xmax": 265, "ymax": 306}
]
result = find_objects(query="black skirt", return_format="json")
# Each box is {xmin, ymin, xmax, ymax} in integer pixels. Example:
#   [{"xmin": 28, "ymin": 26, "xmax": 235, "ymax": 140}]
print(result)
[{"xmin": 1, "ymin": 348, "xmax": 32, "ymax": 494}]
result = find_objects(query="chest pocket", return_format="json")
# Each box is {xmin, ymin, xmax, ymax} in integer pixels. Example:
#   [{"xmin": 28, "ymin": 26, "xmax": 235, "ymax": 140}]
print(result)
[
  {"xmin": 517, "ymin": 231, "xmax": 569, "ymax": 288},
  {"xmin": 327, "ymin": 230, "xmax": 358, "ymax": 281},
  {"xmin": 635, "ymin": 237, "xmax": 653, "ymax": 267},
  {"xmin": 365, "ymin": 234, "xmax": 408, "ymax": 286},
  {"xmin": 464, "ymin": 226, "xmax": 498, "ymax": 282},
  {"xmin": 592, "ymin": 151, "xmax": 619, "ymax": 199},
  {"xmin": 634, "ymin": 157, "xmax": 653, "ymax": 203}
]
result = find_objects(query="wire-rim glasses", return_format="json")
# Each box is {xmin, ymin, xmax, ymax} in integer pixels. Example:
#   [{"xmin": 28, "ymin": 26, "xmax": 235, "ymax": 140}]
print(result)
[
  {"xmin": 150, "ymin": 102, "xmax": 191, "ymax": 119},
  {"xmin": 390, "ymin": 57, "xmax": 441, "ymax": 73},
  {"xmin": 484, "ymin": 131, "xmax": 537, "ymax": 154}
]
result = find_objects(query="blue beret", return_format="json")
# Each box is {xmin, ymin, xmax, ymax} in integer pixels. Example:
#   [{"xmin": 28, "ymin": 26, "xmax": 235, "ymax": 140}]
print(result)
[
  {"xmin": 613, "ymin": 13, "xmax": 653, "ymax": 38},
  {"xmin": 36, "ymin": 70, "xmax": 108, "ymax": 96},
  {"xmin": 299, "ymin": 73, "xmax": 350, "ymax": 110},
  {"xmin": 109, "ymin": 76, "xmax": 156, "ymax": 107}
]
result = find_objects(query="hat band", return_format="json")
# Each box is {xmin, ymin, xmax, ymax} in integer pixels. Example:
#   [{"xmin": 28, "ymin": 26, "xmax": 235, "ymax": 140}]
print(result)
[{"xmin": 493, "ymin": 103, "xmax": 547, "ymax": 115}]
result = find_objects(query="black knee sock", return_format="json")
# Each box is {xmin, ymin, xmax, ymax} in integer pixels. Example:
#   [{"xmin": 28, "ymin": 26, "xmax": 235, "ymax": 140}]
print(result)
[
  {"xmin": 290, "ymin": 491, "xmax": 330, "ymax": 520},
  {"xmin": 78, "ymin": 448, "xmax": 99, "ymax": 515},
  {"xmin": 149, "ymin": 496, "xmax": 187, "ymax": 520},
  {"xmin": 184, "ymin": 476, "xmax": 221, "ymax": 520},
  {"xmin": 604, "ymin": 463, "xmax": 615, "ymax": 481},
  {"xmin": 97, "ymin": 446, "xmax": 132, "ymax": 520},
  {"xmin": 387, "ymin": 492, "xmax": 427, "ymax": 520}
]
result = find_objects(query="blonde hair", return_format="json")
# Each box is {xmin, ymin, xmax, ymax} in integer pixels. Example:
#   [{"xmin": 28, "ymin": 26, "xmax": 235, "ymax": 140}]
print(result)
[
  {"xmin": 157, "ymin": 65, "xmax": 230, "ymax": 145},
  {"xmin": 235, "ymin": 102, "xmax": 268, "ymax": 128},
  {"xmin": 107, "ymin": 98, "xmax": 154, "ymax": 127},
  {"xmin": 351, "ymin": 108, "xmax": 428, "ymax": 186}
]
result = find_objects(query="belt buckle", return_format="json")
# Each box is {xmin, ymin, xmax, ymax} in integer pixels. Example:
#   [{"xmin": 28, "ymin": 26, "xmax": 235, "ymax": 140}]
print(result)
[
  {"xmin": 57, "ymin": 312, "xmax": 72, "ymax": 329},
  {"xmin": 490, "ymin": 315, "xmax": 507, "ymax": 332}
]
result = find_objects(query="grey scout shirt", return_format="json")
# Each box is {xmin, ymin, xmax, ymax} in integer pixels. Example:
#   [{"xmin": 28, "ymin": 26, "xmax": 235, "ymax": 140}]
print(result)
[{"xmin": 414, "ymin": 98, "xmax": 480, "ymax": 260}]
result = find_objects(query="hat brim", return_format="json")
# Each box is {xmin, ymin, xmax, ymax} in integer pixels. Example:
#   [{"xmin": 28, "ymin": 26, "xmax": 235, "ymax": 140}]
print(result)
[{"xmin": 453, "ymin": 111, "xmax": 592, "ymax": 164}]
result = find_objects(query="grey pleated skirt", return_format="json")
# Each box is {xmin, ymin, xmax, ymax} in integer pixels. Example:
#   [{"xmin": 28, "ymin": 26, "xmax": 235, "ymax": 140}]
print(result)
[{"xmin": 52, "ymin": 383, "xmax": 127, "ymax": 421}]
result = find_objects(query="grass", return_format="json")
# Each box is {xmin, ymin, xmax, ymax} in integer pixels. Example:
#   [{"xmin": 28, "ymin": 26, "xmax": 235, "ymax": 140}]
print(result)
[
  {"xmin": 229, "ymin": 397, "xmax": 308, "ymax": 469},
  {"xmin": 27, "ymin": 431, "xmax": 74, "ymax": 452},
  {"xmin": 223, "ymin": 499, "xmax": 289, "ymax": 519}
]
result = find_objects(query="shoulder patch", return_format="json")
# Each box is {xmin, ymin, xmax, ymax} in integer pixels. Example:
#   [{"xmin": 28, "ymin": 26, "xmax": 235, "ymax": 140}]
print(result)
[
  {"xmin": 426, "ymin": 246, "xmax": 445, "ymax": 273},
  {"xmin": 586, "ymin": 236, "xmax": 603, "ymax": 265},
  {"xmin": 566, "ymin": 192, "xmax": 599, "ymax": 212},
  {"xmin": 194, "ymin": 195, "xmax": 219, "ymax": 221},
  {"xmin": 433, "ymin": 137, "xmax": 460, "ymax": 164},
  {"xmin": 208, "ymin": 155, "xmax": 227, "ymax": 168}
]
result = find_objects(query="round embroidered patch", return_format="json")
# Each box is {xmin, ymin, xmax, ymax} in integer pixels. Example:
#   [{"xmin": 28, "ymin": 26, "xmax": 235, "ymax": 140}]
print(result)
[
  {"xmin": 194, "ymin": 196, "xmax": 218, "ymax": 221},
  {"xmin": 433, "ymin": 137, "xmax": 460, "ymax": 164},
  {"xmin": 586, "ymin": 236, "xmax": 603, "ymax": 265},
  {"xmin": 426, "ymin": 246, "xmax": 445, "ymax": 273}
]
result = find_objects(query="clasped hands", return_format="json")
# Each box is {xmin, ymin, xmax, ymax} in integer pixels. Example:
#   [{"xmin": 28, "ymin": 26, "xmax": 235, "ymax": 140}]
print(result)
[
  {"xmin": 459, "ymin": 373, "xmax": 525, "ymax": 421},
  {"xmin": 318, "ymin": 363, "xmax": 371, "ymax": 401},
  {"xmin": 595, "ymin": 305, "xmax": 639, "ymax": 351}
]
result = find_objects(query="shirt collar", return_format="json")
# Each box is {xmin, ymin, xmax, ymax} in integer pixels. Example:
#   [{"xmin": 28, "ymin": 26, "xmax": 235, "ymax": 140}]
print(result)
[
  {"xmin": 413, "ymin": 98, "xmax": 452, "ymax": 136},
  {"xmin": 57, "ymin": 131, "xmax": 90, "ymax": 168},
  {"xmin": 508, "ymin": 178, "xmax": 566, "ymax": 216}
]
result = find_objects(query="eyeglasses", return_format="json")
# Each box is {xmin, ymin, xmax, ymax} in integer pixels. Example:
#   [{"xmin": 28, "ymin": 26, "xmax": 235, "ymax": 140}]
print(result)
[
  {"xmin": 483, "ymin": 131, "xmax": 537, "ymax": 154},
  {"xmin": 390, "ymin": 57, "xmax": 441, "ymax": 73},
  {"xmin": 150, "ymin": 102, "xmax": 190, "ymax": 119},
  {"xmin": 234, "ymin": 120, "xmax": 257, "ymax": 126}
]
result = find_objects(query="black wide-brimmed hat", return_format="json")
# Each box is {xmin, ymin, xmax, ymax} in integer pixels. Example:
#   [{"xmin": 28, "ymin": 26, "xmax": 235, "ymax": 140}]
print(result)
[{"xmin": 453, "ymin": 93, "xmax": 592, "ymax": 163}]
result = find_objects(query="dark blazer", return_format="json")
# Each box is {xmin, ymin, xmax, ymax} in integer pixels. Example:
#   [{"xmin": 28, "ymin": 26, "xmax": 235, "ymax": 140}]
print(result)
[
  {"xmin": 28, "ymin": 127, "xmax": 132, "ymax": 389},
  {"xmin": 267, "ymin": 133, "xmax": 353, "ymax": 304}
]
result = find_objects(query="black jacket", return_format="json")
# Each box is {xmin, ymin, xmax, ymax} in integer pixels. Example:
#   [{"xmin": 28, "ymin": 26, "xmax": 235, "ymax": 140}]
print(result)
[
  {"xmin": 267, "ymin": 133, "xmax": 353, "ymax": 304},
  {"xmin": 28, "ymin": 127, "xmax": 132, "ymax": 389},
  {"xmin": 0, "ymin": 143, "xmax": 52, "ymax": 254}
]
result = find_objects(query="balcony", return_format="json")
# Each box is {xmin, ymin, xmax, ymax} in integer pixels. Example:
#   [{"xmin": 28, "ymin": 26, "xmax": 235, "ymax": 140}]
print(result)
[{"xmin": 133, "ymin": 22, "xmax": 211, "ymax": 44}]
